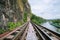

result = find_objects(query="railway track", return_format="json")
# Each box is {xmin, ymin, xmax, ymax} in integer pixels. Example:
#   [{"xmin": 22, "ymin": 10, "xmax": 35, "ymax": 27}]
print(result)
[
  {"xmin": 32, "ymin": 22, "xmax": 60, "ymax": 40},
  {"xmin": 0, "ymin": 22, "xmax": 60, "ymax": 40},
  {"xmin": 0, "ymin": 22, "xmax": 29, "ymax": 40},
  {"xmin": 32, "ymin": 23, "xmax": 51, "ymax": 40}
]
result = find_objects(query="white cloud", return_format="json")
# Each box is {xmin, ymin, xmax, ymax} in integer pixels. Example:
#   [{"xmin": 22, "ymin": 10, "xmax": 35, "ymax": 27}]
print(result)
[
  {"xmin": 28, "ymin": 0, "xmax": 60, "ymax": 19},
  {"xmin": 43, "ymin": 0, "xmax": 53, "ymax": 4}
]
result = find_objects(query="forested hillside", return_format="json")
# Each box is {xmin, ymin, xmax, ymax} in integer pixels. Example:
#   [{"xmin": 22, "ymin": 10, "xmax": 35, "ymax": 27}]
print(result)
[
  {"xmin": 31, "ymin": 14, "xmax": 46, "ymax": 25},
  {"xmin": 50, "ymin": 19, "xmax": 60, "ymax": 28}
]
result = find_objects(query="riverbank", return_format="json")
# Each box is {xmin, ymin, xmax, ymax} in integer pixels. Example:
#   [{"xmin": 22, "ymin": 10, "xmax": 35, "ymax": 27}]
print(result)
[{"xmin": 41, "ymin": 22, "xmax": 60, "ymax": 34}]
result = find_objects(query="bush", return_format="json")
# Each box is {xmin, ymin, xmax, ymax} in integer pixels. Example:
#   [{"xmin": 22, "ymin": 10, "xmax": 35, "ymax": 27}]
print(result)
[
  {"xmin": 7, "ymin": 22, "xmax": 22, "ymax": 30},
  {"xmin": 0, "ymin": 29, "xmax": 5, "ymax": 34},
  {"xmin": 23, "ymin": 12, "xmax": 27, "ymax": 22},
  {"xmin": 0, "ymin": 22, "xmax": 23, "ymax": 34}
]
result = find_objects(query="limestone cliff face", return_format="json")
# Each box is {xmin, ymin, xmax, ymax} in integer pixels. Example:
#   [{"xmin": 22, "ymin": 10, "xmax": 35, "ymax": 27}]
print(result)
[
  {"xmin": 17, "ymin": 0, "xmax": 31, "ymax": 21},
  {"xmin": 0, "ymin": 0, "xmax": 31, "ymax": 29}
]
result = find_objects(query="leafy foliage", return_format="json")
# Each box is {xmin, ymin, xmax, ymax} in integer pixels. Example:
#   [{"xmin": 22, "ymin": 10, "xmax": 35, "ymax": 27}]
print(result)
[
  {"xmin": 51, "ymin": 19, "xmax": 60, "ymax": 28},
  {"xmin": 0, "ymin": 0, "xmax": 29, "ymax": 34},
  {"xmin": 0, "ymin": 28, "xmax": 6, "ymax": 34},
  {"xmin": 52, "ymin": 19, "xmax": 60, "ymax": 23},
  {"xmin": 22, "ymin": 0, "xmax": 27, "ymax": 3},
  {"xmin": 7, "ymin": 22, "xmax": 22, "ymax": 30},
  {"xmin": 23, "ymin": 12, "xmax": 27, "ymax": 22},
  {"xmin": 31, "ymin": 14, "xmax": 46, "ymax": 25}
]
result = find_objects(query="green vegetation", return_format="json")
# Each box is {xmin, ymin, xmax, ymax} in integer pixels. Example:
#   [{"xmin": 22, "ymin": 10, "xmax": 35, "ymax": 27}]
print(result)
[
  {"xmin": 0, "ymin": 0, "xmax": 30, "ymax": 34},
  {"xmin": 31, "ymin": 14, "xmax": 46, "ymax": 25},
  {"xmin": 23, "ymin": 12, "xmax": 27, "ymax": 22},
  {"xmin": 57, "ymin": 29, "xmax": 60, "ymax": 32},
  {"xmin": 22, "ymin": 0, "xmax": 27, "ymax": 3},
  {"xmin": 0, "ymin": 28, "xmax": 6, "ymax": 34},
  {"xmin": 0, "ymin": 22, "xmax": 23, "ymax": 34},
  {"xmin": 7, "ymin": 22, "xmax": 23, "ymax": 31},
  {"xmin": 51, "ymin": 19, "xmax": 60, "ymax": 28},
  {"xmin": 52, "ymin": 19, "xmax": 60, "ymax": 23}
]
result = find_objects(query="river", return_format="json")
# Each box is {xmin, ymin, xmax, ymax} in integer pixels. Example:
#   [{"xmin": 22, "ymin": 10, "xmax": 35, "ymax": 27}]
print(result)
[{"xmin": 41, "ymin": 22, "xmax": 60, "ymax": 34}]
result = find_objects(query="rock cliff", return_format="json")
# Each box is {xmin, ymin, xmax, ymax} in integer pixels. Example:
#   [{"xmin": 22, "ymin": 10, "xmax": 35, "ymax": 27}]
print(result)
[{"xmin": 0, "ymin": 0, "xmax": 31, "ymax": 29}]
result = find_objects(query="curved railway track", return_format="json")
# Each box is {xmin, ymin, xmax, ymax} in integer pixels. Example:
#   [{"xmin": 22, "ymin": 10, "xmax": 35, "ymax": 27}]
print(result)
[
  {"xmin": 0, "ymin": 22, "xmax": 29, "ymax": 40},
  {"xmin": 32, "ymin": 22, "xmax": 60, "ymax": 40},
  {"xmin": 0, "ymin": 22, "xmax": 60, "ymax": 40}
]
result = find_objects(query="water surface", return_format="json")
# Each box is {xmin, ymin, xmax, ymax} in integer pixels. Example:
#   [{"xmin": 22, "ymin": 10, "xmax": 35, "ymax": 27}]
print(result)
[{"xmin": 41, "ymin": 22, "xmax": 60, "ymax": 34}]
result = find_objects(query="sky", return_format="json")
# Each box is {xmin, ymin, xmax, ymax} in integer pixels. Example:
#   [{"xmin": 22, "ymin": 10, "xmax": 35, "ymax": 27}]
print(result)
[{"xmin": 28, "ymin": 0, "xmax": 60, "ymax": 19}]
